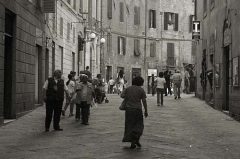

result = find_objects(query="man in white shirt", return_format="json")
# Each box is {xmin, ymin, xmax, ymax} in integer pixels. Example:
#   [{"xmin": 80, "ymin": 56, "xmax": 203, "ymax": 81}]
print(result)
[
  {"xmin": 43, "ymin": 70, "xmax": 68, "ymax": 132},
  {"xmin": 154, "ymin": 72, "xmax": 166, "ymax": 106},
  {"xmin": 108, "ymin": 77, "xmax": 115, "ymax": 94}
]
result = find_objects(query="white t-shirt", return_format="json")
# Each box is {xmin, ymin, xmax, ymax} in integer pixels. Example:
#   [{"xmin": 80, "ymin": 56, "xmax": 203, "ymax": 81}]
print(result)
[
  {"xmin": 67, "ymin": 81, "xmax": 75, "ymax": 94},
  {"xmin": 155, "ymin": 77, "xmax": 166, "ymax": 89}
]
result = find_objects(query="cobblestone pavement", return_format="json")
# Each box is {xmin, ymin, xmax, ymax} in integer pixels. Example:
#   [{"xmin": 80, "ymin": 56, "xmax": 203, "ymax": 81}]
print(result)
[{"xmin": 1, "ymin": 94, "xmax": 240, "ymax": 159}]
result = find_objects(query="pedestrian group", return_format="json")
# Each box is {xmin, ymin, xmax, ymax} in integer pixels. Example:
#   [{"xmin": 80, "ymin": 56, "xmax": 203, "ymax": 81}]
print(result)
[{"xmin": 43, "ymin": 67, "xmax": 188, "ymax": 149}]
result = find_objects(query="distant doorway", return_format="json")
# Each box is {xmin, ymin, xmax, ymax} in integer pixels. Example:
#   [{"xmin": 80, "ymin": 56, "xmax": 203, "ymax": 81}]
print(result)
[
  {"xmin": 35, "ymin": 45, "xmax": 43, "ymax": 104},
  {"xmin": 223, "ymin": 45, "xmax": 230, "ymax": 111},
  {"xmin": 132, "ymin": 68, "xmax": 141, "ymax": 79},
  {"xmin": 4, "ymin": 10, "xmax": 15, "ymax": 119},
  {"xmin": 106, "ymin": 66, "xmax": 112, "ymax": 82}
]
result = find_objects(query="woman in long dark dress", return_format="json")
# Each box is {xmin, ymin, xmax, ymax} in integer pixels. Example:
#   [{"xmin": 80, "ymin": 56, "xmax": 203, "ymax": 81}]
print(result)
[{"xmin": 121, "ymin": 76, "xmax": 148, "ymax": 149}]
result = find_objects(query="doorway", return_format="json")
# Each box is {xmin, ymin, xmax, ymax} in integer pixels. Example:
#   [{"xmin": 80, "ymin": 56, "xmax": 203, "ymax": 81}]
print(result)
[
  {"xmin": 106, "ymin": 66, "xmax": 112, "ymax": 82},
  {"xmin": 223, "ymin": 46, "xmax": 230, "ymax": 111},
  {"xmin": 4, "ymin": 10, "xmax": 15, "ymax": 119},
  {"xmin": 35, "ymin": 45, "xmax": 43, "ymax": 104}
]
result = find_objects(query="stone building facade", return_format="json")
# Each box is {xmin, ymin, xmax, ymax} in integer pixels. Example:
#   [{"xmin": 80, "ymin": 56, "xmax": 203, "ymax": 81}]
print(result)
[
  {"xmin": 195, "ymin": 0, "xmax": 240, "ymax": 119},
  {"xmin": 45, "ymin": 0, "xmax": 85, "ymax": 79},
  {"xmin": 102, "ymin": 0, "xmax": 195, "ymax": 91},
  {"xmin": 0, "ymin": 0, "xmax": 46, "ymax": 124}
]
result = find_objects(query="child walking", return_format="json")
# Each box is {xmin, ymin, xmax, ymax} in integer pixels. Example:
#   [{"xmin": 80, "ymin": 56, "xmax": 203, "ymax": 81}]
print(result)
[{"xmin": 155, "ymin": 72, "xmax": 166, "ymax": 106}]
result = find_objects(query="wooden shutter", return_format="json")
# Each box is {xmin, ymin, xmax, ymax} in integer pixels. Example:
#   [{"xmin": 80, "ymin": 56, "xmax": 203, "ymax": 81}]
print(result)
[
  {"xmin": 107, "ymin": 0, "xmax": 112, "ymax": 19},
  {"xmin": 60, "ymin": 17, "xmax": 63, "ymax": 36},
  {"xmin": 123, "ymin": 37, "xmax": 126, "ymax": 55},
  {"xmin": 134, "ymin": 7, "xmax": 137, "ymax": 25},
  {"xmin": 189, "ymin": 15, "xmax": 193, "ymax": 32},
  {"xmin": 134, "ymin": 39, "xmax": 140, "ymax": 56},
  {"xmin": 150, "ymin": 42, "xmax": 156, "ymax": 57},
  {"xmin": 118, "ymin": 36, "xmax": 120, "ymax": 54},
  {"xmin": 164, "ymin": 12, "xmax": 168, "ymax": 30},
  {"xmin": 149, "ymin": 10, "xmax": 152, "ymax": 28},
  {"xmin": 153, "ymin": 10, "xmax": 156, "ymax": 28},
  {"xmin": 174, "ymin": 13, "xmax": 179, "ymax": 31},
  {"xmin": 167, "ymin": 43, "xmax": 175, "ymax": 66},
  {"xmin": 138, "ymin": 7, "xmax": 140, "ymax": 25},
  {"xmin": 120, "ymin": 2, "xmax": 124, "ymax": 22},
  {"xmin": 67, "ymin": 23, "xmax": 70, "ymax": 40}
]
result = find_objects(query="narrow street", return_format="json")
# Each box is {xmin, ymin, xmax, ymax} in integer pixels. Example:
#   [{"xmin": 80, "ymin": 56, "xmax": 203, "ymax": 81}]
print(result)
[{"xmin": 0, "ymin": 94, "xmax": 240, "ymax": 159}]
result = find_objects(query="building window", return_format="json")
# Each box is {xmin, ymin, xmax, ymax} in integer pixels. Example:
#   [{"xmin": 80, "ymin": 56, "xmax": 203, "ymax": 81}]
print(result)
[
  {"xmin": 164, "ymin": 12, "xmax": 178, "ymax": 31},
  {"xmin": 73, "ymin": 27, "xmax": 75, "ymax": 43},
  {"xmin": 134, "ymin": 39, "xmax": 140, "ymax": 56},
  {"xmin": 134, "ymin": 6, "xmax": 140, "ymax": 25},
  {"xmin": 72, "ymin": 52, "xmax": 75, "ymax": 71},
  {"xmin": 59, "ymin": 46, "xmax": 64, "ymax": 73},
  {"xmin": 189, "ymin": 15, "xmax": 194, "ymax": 32},
  {"xmin": 67, "ymin": 23, "xmax": 70, "ymax": 40},
  {"xmin": 203, "ymin": 0, "xmax": 207, "ymax": 16},
  {"xmin": 107, "ymin": 33, "xmax": 112, "ymax": 55},
  {"xmin": 120, "ymin": 2, "xmax": 124, "ymax": 22},
  {"xmin": 60, "ymin": 17, "xmax": 63, "ymax": 37},
  {"xmin": 149, "ymin": 10, "xmax": 156, "ymax": 28},
  {"xmin": 107, "ymin": 0, "xmax": 112, "ymax": 19},
  {"xmin": 118, "ymin": 36, "xmax": 126, "ymax": 55},
  {"xmin": 167, "ymin": 43, "xmax": 175, "ymax": 66},
  {"xmin": 150, "ymin": 41, "xmax": 156, "ymax": 57}
]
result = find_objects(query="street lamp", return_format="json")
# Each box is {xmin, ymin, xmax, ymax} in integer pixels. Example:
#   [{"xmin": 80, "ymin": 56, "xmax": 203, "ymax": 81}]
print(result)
[{"xmin": 100, "ymin": 37, "xmax": 106, "ymax": 44}]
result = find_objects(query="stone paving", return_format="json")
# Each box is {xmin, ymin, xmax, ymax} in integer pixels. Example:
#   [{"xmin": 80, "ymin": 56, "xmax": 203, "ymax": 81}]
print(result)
[{"xmin": 1, "ymin": 94, "xmax": 240, "ymax": 159}]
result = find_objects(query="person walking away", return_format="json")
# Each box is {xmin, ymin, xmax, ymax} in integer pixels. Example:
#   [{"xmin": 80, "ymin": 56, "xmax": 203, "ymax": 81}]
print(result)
[
  {"xmin": 80, "ymin": 66, "xmax": 92, "ymax": 82},
  {"xmin": 108, "ymin": 77, "xmax": 115, "ymax": 94},
  {"xmin": 164, "ymin": 69, "xmax": 172, "ymax": 96},
  {"xmin": 43, "ymin": 70, "xmax": 68, "ymax": 132},
  {"xmin": 155, "ymin": 72, "xmax": 166, "ymax": 106},
  {"xmin": 62, "ymin": 74, "xmax": 75, "ymax": 117},
  {"xmin": 75, "ymin": 75, "xmax": 95, "ymax": 125},
  {"xmin": 121, "ymin": 76, "xmax": 148, "ymax": 149},
  {"xmin": 172, "ymin": 70, "xmax": 182, "ymax": 99}
]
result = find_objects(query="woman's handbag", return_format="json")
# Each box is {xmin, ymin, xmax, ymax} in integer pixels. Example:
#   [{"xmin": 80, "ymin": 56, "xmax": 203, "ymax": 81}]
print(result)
[{"xmin": 119, "ymin": 99, "xmax": 127, "ymax": 111}]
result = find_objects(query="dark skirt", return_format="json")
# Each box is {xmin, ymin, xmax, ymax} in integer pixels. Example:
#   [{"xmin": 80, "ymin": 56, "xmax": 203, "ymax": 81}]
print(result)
[{"xmin": 122, "ymin": 108, "xmax": 144, "ymax": 143}]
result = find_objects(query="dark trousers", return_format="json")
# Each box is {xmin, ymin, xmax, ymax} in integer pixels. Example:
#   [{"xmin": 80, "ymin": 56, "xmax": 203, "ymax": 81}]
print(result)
[
  {"xmin": 76, "ymin": 102, "xmax": 90, "ymax": 123},
  {"xmin": 164, "ymin": 82, "xmax": 172, "ymax": 96},
  {"xmin": 157, "ymin": 88, "xmax": 164, "ymax": 105},
  {"xmin": 45, "ymin": 99, "xmax": 63, "ymax": 130},
  {"xmin": 109, "ymin": 85, "xmax": 114, "ymax": 94}
]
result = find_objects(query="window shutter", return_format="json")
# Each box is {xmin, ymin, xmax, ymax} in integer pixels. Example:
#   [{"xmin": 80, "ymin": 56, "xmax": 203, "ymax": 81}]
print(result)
[
  {"xmin": 123, "ymin": 37, "xmax": 126, "ymax": 55},
  {"xmin": 189, "ymin": 15, "xmax": 193, "ymax": 32},
  {"xmin": 134, "ymin": 7, "xmax": 137, "ymax": 25},
  {"xmin": 149, "ymin": 10, "xmax": 152, "ymax": 28},
  {"xmin": 150, "ymin": 42, "xmax": 156, "ymax": 57},
  {"xmin": 153, "ymin": 10, "xmax": 156, "ymax": 28},
  {"xmin": 164, "ymin": 12, "xmax": 168, "ymax": 30},
  {"xmin": 138, "ymin": 7, "xmax": 140, "ymax": 25},
  {"xmin": 118, "ymin": 36, "xmax": 120, "ymax": 54},
  {"xmin": 107, "ymin": 0, "xmax": 112, "ymax": 19},
  {"xmin": 134, "ymin": 39, "xmax": 140, "ymax": 56},
  {"xmin": 167, "ymin": 43, "xmax": 175, "ymax": 66},
  {"xmin": 120, "ymin": 2, "xmax": 124, "ymax": 22},
  {"xmin": 67, "ymin": 23, "xmax": 70, "ymax": 40},
  {"xmin": 174, "ymin": 13, "xmax": 179, "ymax": 31},
  {"xmin": 60, "ymin": 17, "xmax": 63, "ymax": 36}
]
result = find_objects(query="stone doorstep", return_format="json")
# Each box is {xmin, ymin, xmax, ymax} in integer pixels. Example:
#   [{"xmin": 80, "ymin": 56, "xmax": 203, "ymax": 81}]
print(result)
[{"xmin": 3, "ymin": 119, "xmax": 16, "ymax": 125}]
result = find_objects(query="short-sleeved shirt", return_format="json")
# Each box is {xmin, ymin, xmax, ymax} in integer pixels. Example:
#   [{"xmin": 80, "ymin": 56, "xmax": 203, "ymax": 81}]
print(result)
[
  {"xmin": 121, "ymin": 85, "xmax": 147, "ymax": 110},
  {"xmin": 155, "ymin": 77, "xmax": 166, "ymax": 89},
  {"xmin": 67, "ymin": 81, "xmax": 75, "ymax": 94}
]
